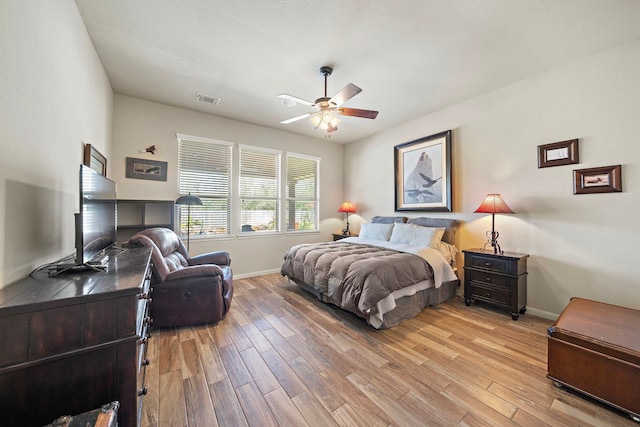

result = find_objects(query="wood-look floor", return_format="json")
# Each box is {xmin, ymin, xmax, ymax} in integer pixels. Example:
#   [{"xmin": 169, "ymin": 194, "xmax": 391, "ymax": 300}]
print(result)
[{"xmin": 140, "ymin": 274, "xmax": 636, "ymax": 427}]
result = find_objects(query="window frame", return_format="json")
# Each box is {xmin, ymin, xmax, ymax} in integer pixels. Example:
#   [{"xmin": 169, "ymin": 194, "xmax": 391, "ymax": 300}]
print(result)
[
  {"xmin": 176, "ymin": 133, "xmax": 233, "ymax": 240},
  {"xmin": 238, "ymin": 144, "xmax": 282, "ymax": 236},
  {"xmin": 284, "ymin": 152, "xmax": 321, "ymax": 234},
  {"xmin": 176, "ymin": 135, "xmax": 321, "ymax": 240}
]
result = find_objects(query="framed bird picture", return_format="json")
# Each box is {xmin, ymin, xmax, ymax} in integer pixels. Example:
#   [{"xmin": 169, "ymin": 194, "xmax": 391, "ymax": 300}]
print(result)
[
  {"xmin": 126, "ymin": 157, "xmax": 168, "ymax": 181},
  {"xmin": 394, "ymin": 130, "xmax": 452, "ymax": 212}
]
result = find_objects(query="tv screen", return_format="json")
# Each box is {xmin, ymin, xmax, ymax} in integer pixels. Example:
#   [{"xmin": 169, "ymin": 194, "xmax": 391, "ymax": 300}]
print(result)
[{"xmin": 77, "ymin": 165, "xmax": 117, "ymax": 265}]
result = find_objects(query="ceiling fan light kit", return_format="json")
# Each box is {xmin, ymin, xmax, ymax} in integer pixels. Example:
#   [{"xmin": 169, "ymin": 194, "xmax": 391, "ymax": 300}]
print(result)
[{"xmin": 279, "ymin": 66, "xmax": 378, "ymax": 136}]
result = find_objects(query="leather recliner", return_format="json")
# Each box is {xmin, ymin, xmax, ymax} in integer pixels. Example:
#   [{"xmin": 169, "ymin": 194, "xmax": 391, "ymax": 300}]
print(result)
[{"xmin": 128, "ymin": 227, "xmax": 233, "ymax": 328}]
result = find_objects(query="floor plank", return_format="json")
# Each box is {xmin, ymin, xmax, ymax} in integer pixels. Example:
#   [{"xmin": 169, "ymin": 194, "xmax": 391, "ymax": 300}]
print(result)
[{"xmin": 140, "ymin": 273, "xmax": 637, "ymax": 426}]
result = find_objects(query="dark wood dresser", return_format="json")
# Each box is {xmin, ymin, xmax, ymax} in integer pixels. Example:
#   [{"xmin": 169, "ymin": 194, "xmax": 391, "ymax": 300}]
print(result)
[
  {"xmin": 0, "ymin": 247, "xmax": 152, "ymax": 427},
  {"xmin": 463, "ymin": 248, "xmax": 528, "ymax": 320}
]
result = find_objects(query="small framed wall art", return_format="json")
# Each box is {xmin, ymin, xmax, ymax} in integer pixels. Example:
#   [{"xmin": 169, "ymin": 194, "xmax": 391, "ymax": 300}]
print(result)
[
  {"xmin": 538, "ymin": 139, "xmax": 579, "ymax": 168},
  {"xmin": 83, "ymin": 144, "xmax": 107, "ymax": 176},
  {"xmin": 126, "ymin": 157, "xmax": 168, "ymax": 181},
  {"xmin": 573, "ymin": 164, "xmax": 622, "ymax": 194}
]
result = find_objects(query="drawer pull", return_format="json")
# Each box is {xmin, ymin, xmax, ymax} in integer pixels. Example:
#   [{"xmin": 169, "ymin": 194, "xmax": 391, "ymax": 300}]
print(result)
[
  {"xmin": 486, "ymin": 291, "xmax": 492, "ymax": 298},
  {"xmin": 485, "ymin": 277, "xmax": 491, "ymax": 282},
  {"xmin": 485, "ymin": 262, "xmax": 491, "ymax": 267},
  {"xmin": 138, "ymin": 387, "xmax": 148, "ymax": 396},
  {"xmin": 142, "ymin": 359, "xmax": 150, "ymax": 366}
]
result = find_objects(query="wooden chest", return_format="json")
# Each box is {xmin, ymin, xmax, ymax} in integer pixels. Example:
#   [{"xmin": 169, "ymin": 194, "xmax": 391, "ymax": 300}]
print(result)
[
  {"xmin": 547, "ymin": 297, "xmax": 640, "ymax": 421},
  {"xmin": 45, "ymin": 401, "xmax": 118, "ymax": 427}
]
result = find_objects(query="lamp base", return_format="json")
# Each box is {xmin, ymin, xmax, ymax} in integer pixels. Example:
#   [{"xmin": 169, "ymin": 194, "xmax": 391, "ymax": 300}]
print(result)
[
  {"xmin": 343, "ymin": 213, "xmax": 351, "ymax": 236},
  {"xmin": 482, "ymin": 231, "xmax": 504, "ymax": 255}
]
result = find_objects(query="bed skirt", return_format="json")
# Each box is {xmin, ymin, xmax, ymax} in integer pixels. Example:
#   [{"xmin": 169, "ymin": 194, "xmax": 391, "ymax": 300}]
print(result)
[{"xmin": 288, "ymin": 277, "xmax": 458, "ymax": 329}]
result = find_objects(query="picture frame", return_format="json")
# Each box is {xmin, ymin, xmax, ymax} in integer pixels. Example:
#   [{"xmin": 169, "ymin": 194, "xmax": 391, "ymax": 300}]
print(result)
[
  {"xmin": 538, "ymin": 139, "xmax": 579, "ymax": 168},
  {"xmin": 126, "ymin": 157, "xmax": 168, "ymax": 181},
  {"xmin": 573, "ymin": 164, "xmax": 622, "ymax": 194},
  {"xmin": 394, "ymin": 130, "xmax": 452, "ymax": 212},
  {"xmin": 83, "ymin": 144, "xmax": 107, "ymax": 177}
]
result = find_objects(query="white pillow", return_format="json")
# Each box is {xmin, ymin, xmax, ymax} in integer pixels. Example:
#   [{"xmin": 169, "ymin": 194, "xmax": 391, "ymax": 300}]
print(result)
[
  {"xmin": 409, "ymin": 226, "xmax": 445, "ymax": 248},
  {"xmin": 359, "ymin": 223, "xmax": 394, "ymax": 241},
  {"xmin": 389, "ymin": 222, "xmax": 415, "ymax": 244}
]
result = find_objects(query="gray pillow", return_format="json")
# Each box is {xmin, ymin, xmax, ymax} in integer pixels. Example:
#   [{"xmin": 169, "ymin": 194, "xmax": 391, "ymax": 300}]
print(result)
[
  {"xmin": 370, "ymin": 216, "xmax": 408, "ymax": 224},
  {"xmin": 406, "ymin": 217, "xmax": 460, "ymax": 245}
]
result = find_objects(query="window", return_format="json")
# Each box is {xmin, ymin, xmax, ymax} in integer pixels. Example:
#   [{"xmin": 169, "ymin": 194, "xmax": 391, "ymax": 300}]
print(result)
[
  {"xmin": 286, "ymin": 153, "xmax": 319, "ymax": 231},
  {"xmin": 177, "ymin": 134, "xmax": 232, "ymax": 237},
  {"xmin": 239, "ymin": 145, "xmax": 281, "ymax": 233},
  {"xmin": 176, "ymin": 135, "xmax": 320, "ymax": 237}
]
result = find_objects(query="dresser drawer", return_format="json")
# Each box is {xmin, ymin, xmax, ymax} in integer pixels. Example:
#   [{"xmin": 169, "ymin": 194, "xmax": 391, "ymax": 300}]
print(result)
[
  {"xmin": 468, "ymin": 284, "xmax": 511, "ymax": 307},
  {"xmin": 466, "ymin": 253, "xmax": 517, "ymax": 274},
  {"xmin": 466, "ymin": 270, "xmax": 510, "ymax": 291}
]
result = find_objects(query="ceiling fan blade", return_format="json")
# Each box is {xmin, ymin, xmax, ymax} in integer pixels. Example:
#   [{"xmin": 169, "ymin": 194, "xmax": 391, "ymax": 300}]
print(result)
[
  {"xmin": 281, "ymin": 112, "xmax": 313, "ymax": 124},
  {"xmin": 337, "ymin": 107, "xmax": 379, "ymax": 119},
  {"xmin": 277, "ymin": 93, "xmax": 315, "ymax": 107},
  {"xmin": 330, "ymin": 83, "xmax": 362, "ymax": 106}
]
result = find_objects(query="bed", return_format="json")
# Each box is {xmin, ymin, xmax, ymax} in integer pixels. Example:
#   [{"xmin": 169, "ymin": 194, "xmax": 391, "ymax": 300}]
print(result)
[{"xmin": 281, "ymin": 216, "xmax": 460, "ymax": 329}]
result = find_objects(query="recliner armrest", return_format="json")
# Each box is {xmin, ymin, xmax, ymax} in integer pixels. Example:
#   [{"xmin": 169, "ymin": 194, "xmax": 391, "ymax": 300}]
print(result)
[
  {"xmin": 188, "ymin": 251, "xmax": 231, "ymax": 267},
  {"xmin": 165, "ymin": 264, "xmax": 223, "ymax": 282}
]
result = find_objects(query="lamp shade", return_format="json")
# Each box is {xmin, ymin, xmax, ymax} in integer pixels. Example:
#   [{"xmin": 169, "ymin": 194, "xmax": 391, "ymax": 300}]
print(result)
[
  {"xmin": 474, "ymin": 194, "xmax": 514, "ymax": 214},
  {"xmin": 175, "ymin": 193, "xmax": 202, "ymax": 206},
  {"xmin": 338, "ymin": 201, "xmax": 356, "ymax": 213}
]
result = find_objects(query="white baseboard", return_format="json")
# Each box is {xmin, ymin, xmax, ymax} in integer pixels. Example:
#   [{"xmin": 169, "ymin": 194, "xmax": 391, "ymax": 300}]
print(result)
[
  {"xmin": 234, "ymin": 269, "xmax": 281, "ymax": 280},
  {"xmin": 526, "ymin": 307, "xmax": 558, "ymax": 321}
]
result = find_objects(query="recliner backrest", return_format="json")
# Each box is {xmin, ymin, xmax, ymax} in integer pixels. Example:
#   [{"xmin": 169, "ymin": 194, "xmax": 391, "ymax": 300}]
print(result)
[{"xmin": 129, "ymin": 228, "xmax": 191, "ymax": 283}]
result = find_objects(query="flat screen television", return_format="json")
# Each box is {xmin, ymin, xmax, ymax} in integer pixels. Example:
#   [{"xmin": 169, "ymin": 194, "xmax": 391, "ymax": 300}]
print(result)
[{"xmin": 76, "ymin": 164, "xmax": 117, "ymax": 265}]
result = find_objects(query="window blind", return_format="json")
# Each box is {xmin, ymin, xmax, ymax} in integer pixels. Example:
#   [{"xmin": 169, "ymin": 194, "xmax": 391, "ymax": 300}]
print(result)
[
  {"xmin": 286, "ymin": 154, "xmax": 319, "ymax": 231},
  {"xmin": 239, "ymin": 146, "xmax": 281, "ymax": 233},
  {"xmin": 177, "ymin": 136, "xmax": 232, "ymax": 236}
]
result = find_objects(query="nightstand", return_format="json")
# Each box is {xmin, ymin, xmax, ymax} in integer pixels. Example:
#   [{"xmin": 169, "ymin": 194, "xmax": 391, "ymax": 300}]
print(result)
[
  {"xmin": 332, "ymin": 233, "xmax": 356, "ymax": 241},
  {"xmin": 463, "ymin": 248, "xmax": 529, "ymax": 320}
]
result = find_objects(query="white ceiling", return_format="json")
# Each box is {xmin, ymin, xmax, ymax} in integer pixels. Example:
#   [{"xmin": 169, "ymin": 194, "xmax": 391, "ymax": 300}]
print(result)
[{"xmin": 75, "ymin": 0, "xmax": 640, "ymax": 144}]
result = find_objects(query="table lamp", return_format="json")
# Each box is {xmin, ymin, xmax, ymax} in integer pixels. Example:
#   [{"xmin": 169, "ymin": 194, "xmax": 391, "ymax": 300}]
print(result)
[
  {"xmin": 474, "ymin": 194, "xmax": 514, "ymax": 255},
  {"xmin": 338, "ymin": 201, "xmax": 356, "ymax": 235}
]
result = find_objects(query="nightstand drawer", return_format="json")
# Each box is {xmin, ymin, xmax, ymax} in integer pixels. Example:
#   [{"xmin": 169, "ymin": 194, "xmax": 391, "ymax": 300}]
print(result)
[
  {"xmin": 466, "ymin": 253, "xmax": 516, "ymax": 274},
  {"xmin": 466, "ymin": 270, "xmax": 510, "ymax": 290},
  {"xmin": 468, "ymin": 284, "xmax": 511, "ymax": 307}
]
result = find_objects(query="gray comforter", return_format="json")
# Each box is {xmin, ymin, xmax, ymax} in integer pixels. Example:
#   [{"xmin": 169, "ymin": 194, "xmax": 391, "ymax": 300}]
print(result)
[{"xmin": 281, "ymin": 241, "xmax": 440, "ymax": 320}]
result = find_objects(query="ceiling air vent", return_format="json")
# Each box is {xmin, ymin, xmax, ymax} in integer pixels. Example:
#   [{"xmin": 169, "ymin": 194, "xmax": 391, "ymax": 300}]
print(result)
[{"xmin": 195, "ymin": 93, "xmax": 221, "ymax": 105}]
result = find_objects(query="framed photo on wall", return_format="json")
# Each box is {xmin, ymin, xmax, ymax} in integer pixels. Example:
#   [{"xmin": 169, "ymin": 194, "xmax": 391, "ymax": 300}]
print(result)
[
  {"xmin": 83, "ymin": 144, "xmax": 107, "ymax": 177},
  {"xmin": 394, "ymin": 130, "xmax": 452, "ymax": 212},
  {"xmin": 126, "ymin": 157, "xmax": 168, "ymax": 181},
  {"xmin": 538, "ymin": 139, "xmax": 579, "ymax": 168},
  {"xmin": 573, "ymin": 164, "xmax": 622, "ymax": 194}
]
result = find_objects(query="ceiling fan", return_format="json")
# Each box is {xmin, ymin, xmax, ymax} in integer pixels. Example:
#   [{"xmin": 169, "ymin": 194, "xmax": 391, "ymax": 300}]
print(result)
[{"xmin": 278, "ymin": 66, "xmax": 379, "ymax": 135}]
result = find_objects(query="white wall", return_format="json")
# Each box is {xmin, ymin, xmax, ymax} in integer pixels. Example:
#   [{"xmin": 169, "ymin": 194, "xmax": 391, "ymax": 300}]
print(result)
[
  {"xmin": 0, "ymin": 1, "xmax": 113, "ymax": 287},
  {"xmin": 345, "ymin": 40, "xmax": 640, "ymax": 318},
  {"xmin": 112, "ymin": 95, "xmax": 345, "ymax": 277}
]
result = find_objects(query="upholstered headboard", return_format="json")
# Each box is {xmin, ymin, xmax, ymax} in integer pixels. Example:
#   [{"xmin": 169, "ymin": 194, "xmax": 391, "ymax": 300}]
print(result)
[
  {"xmin": 406, "ymin": 217, "xmax": 460, "ymax": 245},
  {"xmin": 370, "ymin": 216, "xmax": 408, "ymax": 224}
]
